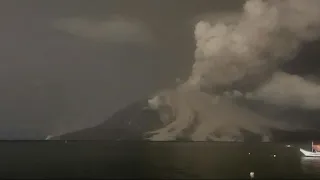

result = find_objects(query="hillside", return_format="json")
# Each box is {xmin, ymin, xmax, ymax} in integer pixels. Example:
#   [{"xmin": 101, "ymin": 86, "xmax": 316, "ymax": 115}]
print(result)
[{"xmin": 57, "ymin": 99, "xmax": 320, "ymax": 142}]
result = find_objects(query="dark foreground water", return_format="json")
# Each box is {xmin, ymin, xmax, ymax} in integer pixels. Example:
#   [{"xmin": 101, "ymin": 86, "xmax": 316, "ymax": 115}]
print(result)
[{"xmin": 0, "ymin": 141, "xmax": 319, "ymax": 179}]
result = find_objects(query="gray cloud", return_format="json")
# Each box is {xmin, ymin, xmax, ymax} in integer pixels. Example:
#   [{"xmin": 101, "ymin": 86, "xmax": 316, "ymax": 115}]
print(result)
[
  {"xmin": 53, "ymin": 16, "xmax": 154, "ymax": 44},
  {"xmin": 247, "ymin": 72, "xmax": 320, "ymax": 110}
]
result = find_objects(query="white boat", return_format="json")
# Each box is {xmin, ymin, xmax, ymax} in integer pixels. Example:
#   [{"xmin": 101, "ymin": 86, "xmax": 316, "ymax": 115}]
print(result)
[
  {"xmin": 300, "ymin": 141, "xmax": 320, "ymax": 157},
  {"xmin": 300, "ymin": 148, "xmax": 320, "ymax": 157}
]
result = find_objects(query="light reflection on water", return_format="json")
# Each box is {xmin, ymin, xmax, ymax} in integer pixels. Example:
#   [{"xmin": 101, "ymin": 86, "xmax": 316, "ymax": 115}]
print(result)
[{"xmin": 301, "ymin": 157, "xmax": 320, "ymax": 176}]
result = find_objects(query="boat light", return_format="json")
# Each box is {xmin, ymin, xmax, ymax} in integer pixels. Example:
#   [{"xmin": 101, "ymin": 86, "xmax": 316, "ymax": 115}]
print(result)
[{"xmin": 250, "ymin": 172, "xmax": 254, "ymax": 178}]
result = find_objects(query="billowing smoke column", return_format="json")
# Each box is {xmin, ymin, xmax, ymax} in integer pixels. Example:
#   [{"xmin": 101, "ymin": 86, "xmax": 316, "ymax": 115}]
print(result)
[
  {"xmin": 146, "ymin": 0, "xmax": 320, "ymax": 141},
  {"xmin": 247, "ymin": 72, "xmax": 320, "ymax": 109}
]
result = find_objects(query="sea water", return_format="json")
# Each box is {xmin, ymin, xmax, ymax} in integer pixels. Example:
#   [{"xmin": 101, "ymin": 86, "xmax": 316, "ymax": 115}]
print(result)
[{"xmin": 0, "ymin": 141, "xmax": 318, "ymax": 179}]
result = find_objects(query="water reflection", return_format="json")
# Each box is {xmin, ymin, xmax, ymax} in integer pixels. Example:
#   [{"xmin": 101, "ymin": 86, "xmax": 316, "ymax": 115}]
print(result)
[
  {"xmin": 142, "ymin": 143, "xmax": 251, "ymax": 178},
  {"xmin": 301, "ymin": 157, "xmax": 320, "ymax": 175}
]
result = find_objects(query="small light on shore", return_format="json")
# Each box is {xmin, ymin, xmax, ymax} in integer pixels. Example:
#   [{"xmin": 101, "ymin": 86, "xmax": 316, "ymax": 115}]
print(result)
[
  {"xmin": 250, "ymin": 172, "xmax": 254, "ymax": 179},
  {"xmin": 248, "ymin": 152, "xmax": 251, "ymax": 155},
  {"xmin": 273, "ymin": 154, "xmax": 276, "ymax": 158}
]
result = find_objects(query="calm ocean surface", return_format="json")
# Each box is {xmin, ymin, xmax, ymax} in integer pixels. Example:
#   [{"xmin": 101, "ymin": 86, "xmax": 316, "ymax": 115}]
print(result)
[{"xmin": 0, "ymin": 141, "xmax": 319, "ymax": 179}]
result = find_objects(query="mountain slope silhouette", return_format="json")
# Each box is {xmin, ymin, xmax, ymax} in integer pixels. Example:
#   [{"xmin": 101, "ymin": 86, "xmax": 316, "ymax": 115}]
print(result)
[{"xmin": 57, "ymin": 99, "xmax": 320, "ymax": 142}]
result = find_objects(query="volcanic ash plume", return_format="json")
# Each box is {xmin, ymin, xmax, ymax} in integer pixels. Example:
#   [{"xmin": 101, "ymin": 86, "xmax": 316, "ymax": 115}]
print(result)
[
  {"xmin": 146, "ymin": 0, "xmax": 320, "ymax": 141},
  {"xmin": 247, "ymin": 72, "xmax": 320, "ymax": 110}
]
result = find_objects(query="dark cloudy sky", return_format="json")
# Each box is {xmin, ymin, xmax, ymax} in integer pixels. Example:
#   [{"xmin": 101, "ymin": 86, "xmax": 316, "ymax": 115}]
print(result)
[
  {"xmin": 0, "ymin": 0, "xmax": 244, "ymax": 139},
  {"xmin": 1, "ymin": 0, "xmax": 320, "ymax": 139}
]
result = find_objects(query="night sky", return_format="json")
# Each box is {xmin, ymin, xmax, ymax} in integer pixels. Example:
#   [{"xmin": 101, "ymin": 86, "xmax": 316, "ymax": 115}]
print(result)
[{"xmin": 1, "ymin": 0, "xmax": 320, "ymax": 139}]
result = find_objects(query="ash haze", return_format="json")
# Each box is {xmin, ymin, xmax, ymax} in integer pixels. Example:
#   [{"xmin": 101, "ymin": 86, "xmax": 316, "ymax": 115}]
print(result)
[
  {"xmin": 147, "ymin": 0, "xmax": 320, "ymax": 141},
  {"xmin": 0, "ymin": 0, "xmax": 320, "ymax": 140}
]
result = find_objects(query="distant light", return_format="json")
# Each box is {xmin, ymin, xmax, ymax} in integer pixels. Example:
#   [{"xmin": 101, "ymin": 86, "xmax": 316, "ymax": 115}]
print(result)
[
  {"xmin": 286, "ymin": 145, "xmax": 291, "ymax": 148},
  {"xmin": 65, "ymin": 140, "xmax": 67, "ymax": 144},
  {"xmin": 250, "ymin": 172, "xmax": 254, "ymax": 178},
  {"xmin": 273, "ymin": 154, "xmax": 276, "ymax": 158},
  {"xmin": 248, "ymin": 152, "xmax": 251, "ymax": 155}
]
